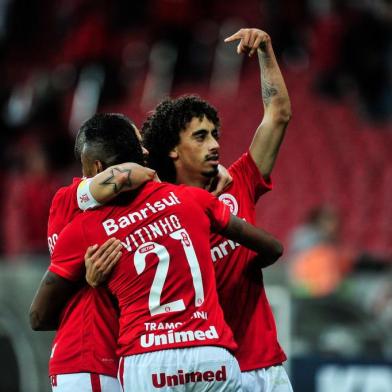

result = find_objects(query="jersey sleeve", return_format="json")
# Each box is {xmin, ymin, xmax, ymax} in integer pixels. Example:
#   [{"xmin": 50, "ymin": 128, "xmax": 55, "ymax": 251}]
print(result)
[
  {"xmin": 228, "ymin": 151, "xmax": 273, "ymax": 203},
  {"xmin": 185, "ymin": 187, "xmax": 231, "ymax": 232},
  {"xmin": 77, "ymin": 178, "xmax": 102, "ymax": 211},
  {"xmin": 49, "ymin": 217, "xmax": 88, "ymax": 282},
  {"xmin": 47, "ymin": 179, "xmax": 83, "ymax": 255}
]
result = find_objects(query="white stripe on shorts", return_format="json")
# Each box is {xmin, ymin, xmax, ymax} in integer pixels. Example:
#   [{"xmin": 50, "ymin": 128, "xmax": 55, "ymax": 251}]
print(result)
[{"xmin": 50, "ymin": 373, "xmax": 121, "ymax": 392}]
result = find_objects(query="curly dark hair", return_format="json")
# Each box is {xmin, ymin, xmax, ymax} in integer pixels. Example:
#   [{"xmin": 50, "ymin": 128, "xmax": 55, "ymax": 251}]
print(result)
[
  {"xmin": 142, "ymin": 95, "xmax": 220, "ymax": 183},
  {"xmin": 75, "ymin": 113, "xmax": 144, "ymax": 169}
]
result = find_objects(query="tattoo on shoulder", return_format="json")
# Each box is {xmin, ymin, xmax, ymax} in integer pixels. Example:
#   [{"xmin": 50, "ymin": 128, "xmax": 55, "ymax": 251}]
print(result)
[{"xmin": 100, "ymin": 167, "xmax": 133, "ymax": 193}]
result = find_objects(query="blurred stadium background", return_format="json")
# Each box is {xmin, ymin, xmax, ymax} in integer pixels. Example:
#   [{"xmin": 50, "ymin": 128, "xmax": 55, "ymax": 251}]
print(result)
[{"xmin": 0, "ymin": 0, "xmax": 391, "ymax": 391}]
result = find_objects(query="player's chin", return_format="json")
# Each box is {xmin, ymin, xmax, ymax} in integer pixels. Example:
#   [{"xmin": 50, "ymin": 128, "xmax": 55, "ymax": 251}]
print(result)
[{"xmin": 202, "ymin": 166, "xmax": 219, "ymax": 178}]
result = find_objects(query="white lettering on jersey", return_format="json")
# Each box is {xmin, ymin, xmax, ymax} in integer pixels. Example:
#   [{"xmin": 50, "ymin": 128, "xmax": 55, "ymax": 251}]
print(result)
[
  {"xmin": 211, "ymin": 240, "xmax": 240, "ymax": 262},
  {"xmin": 210, "ymin": 217, "xmax": 245, "ymax": 262},
  {"xmin": 48, "ymin": 234, "xmax": 59, "ymax": 255},
  {"xmin": 144, "ymin": 322, "xmax": 183, "ymax": 331},
  {"xmin": 192, "ymin": 311, "xmax": 208, "ymax": 320},
  {"xmin": 120, "ymin": 215, "xmax": 182, "ymax": 252},
  {"xmin": 140, "ymin": 326, "xmax": 219, "ymax": 348},
  {"xmin": 102, "ymin": 192, "xmax": 181, "ymax": 235}
]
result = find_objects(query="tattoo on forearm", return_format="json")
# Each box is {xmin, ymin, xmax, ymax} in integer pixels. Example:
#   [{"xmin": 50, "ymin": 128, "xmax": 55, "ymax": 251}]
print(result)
[
  {"xmin": 261, "ymin": 79, "xmax": 278, "ymax": 106},
  {"xmin": 100, "ymin": 167, "xmax": 133, "ymax": 193},
  {"xmin": 258, "ymin": 49, "xmax": 279, "ymax": 106}
]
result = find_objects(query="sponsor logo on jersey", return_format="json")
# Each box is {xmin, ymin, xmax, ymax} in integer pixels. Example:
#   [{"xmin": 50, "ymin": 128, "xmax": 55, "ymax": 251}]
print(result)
[
  {"xmin": 151, "ymin": 366, "xmax": 227, "ymax": 388},
  {"xmin": 145, "ymin": 322, "xmax": 184, "ymax": 331},
  {"xmin": 218, "ymin": 193, "xmax": 238, "ymax": 216},
  {"xmin": 140, "ymin": 325, "xmax": 219, "ymax": 348},
  {"xmin": 210, "ymin": 239, "xmax": 240, "ymax": 262},
  {"xmin": 139, "ymin": 244, "xmax": 155, "ymax": 253},
  {"xmin": 210, "ymin": 216, "xmax": 247, "ymax": 262},
  {"xmin": 103, "ymin": 192, "xmax": 181, "ymax": 235}
]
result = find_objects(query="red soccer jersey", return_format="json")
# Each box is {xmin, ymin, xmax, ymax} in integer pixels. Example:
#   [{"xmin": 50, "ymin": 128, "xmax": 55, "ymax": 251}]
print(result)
[
  {"xmin": 47, "ymin": 177, "xmax": 119, "ymax": 377},
  {"xmin": 211, "ymin": 152, "xmax": 287, "ymax": 371},
  {"xmin": 50, "ymin": 182, "xmax": 237, "ymax": 357}
]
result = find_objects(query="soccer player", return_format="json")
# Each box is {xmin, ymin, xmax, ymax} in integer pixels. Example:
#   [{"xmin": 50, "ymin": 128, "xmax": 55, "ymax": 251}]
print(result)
[
  {"xmin": 31, "ymin": 114, "xmax": 155, "ymax": 392},
  {"xmin": 142, "ymin": 28, "xmax": 293, "ymax": 392},
  {"xmin": 31, "ymin": 113, "xmax": 284, "ymax": 391},
  {"xmin": 31, "ymin": 113, "xmax": 232, "ymax": 391}
]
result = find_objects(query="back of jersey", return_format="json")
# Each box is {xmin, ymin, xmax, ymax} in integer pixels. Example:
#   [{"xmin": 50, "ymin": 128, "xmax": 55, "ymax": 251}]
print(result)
[{"xmin": 81, "ymin": 182, "xmax": 236, "ymax": 357}]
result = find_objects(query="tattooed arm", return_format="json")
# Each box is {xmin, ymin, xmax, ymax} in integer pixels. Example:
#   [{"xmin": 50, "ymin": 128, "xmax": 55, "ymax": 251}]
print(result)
[
  {"xmin": 88, "ymin": 162, "xmax": 157, "ymax": 206},
  {"xmin": 29, "ymin": 270, "xmax": 78, "ymax": 330},
  {"xmin": 224, "ymin": 29, "xmax": 291, "ymax": 178}
]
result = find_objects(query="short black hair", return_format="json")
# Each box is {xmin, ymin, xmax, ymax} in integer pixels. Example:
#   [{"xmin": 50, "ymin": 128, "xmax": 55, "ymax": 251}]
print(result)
[
  {"xmin": 75, "ymin": 113, "xmax": 144, "ymax": 168},
  {"xmin": 142, "ymin": 95, "xmax": 220, "ymax": 183}
]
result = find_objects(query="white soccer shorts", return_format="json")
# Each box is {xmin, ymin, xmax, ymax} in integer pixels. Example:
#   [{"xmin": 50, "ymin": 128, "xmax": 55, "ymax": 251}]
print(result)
[
  {"xmin": 241, "ymin": 365, "xmax": 293, "ymax": 392},
  {"xmin": 118, "ymin": 346, "xmax": 242, "ymax": 391}
]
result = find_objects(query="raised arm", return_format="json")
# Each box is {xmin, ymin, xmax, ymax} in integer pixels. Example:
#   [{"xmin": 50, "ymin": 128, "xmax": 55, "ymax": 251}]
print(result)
[
  {"xmin": 222, "ymin": 215, "xmax": 283, "ymax": 268},
  {"xmin": 225, "ymin": 28, "xmax": 291, "ymax": 179}
]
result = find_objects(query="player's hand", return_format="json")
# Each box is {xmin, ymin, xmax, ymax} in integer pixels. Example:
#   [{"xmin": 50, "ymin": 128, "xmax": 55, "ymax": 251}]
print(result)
[
  {"xmin": 224, "ymin": 28, "xmax": 270, "ymax": 57},
  {"xmin": 126, "ymin": 163, "xmax": 156, "ymax": 190},
  {"xmin": 153, "ymin": 172, "xmax": 161, "ymax": 183},
  {"xmin": 208, "ymin": 164, "xmax": 233, "ymax": 196},
  {"xmin": 85, "ymin": 238, "xmax": 122, "ymax": 288}
]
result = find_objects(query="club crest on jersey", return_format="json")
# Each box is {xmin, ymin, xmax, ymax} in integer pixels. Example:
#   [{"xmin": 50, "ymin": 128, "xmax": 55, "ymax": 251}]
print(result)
[{"xmin": 218, "ymin": 194, "xmax": 238, "ymax": 216}]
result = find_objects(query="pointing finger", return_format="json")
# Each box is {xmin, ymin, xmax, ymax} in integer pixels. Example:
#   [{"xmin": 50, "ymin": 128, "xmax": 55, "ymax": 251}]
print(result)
[{"xmin": 224, "ymin": 33, "xmax": 242, "ymax": 43}]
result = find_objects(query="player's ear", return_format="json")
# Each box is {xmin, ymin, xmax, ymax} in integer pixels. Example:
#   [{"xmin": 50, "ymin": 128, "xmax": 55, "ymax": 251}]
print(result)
[
  {"xmin": 169, "ymin": 147, "xmax": 178, "ymax": 160},
  {"xmin": 93, "ymin": 160, "xmax": 104, "ymax": 175}
]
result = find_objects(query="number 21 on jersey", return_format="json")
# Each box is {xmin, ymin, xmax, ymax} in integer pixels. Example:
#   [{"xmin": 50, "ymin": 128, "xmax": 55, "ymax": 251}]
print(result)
[{"xmin": 134, "ymin": 229, "xmax": 204, "ymax": 316}]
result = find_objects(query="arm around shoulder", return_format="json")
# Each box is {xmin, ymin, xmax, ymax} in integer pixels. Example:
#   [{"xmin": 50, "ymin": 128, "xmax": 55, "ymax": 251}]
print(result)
[
  {"xmin": 222, "ymin": 215, "xmax": 283, "ymax": 268},
  {"xmin": 81, "ymin": 163, "xmax": 156, "ymax": 209}
]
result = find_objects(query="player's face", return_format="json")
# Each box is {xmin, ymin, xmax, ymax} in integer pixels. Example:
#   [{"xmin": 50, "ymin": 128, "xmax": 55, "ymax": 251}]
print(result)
[{"xmin": 170, "ymin": 116, "xmax": 220, "ymax": 181}]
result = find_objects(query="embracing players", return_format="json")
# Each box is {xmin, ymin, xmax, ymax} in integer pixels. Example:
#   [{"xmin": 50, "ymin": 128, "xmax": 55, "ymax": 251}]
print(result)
[{"xmin": 31, "ymin": 112, "xmax": 283, "ymax": 391}]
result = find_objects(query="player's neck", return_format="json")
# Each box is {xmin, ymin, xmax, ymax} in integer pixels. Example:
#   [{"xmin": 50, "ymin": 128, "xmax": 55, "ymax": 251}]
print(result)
[{"xmin": 176, "ymin": 171, "xmax": 210, "ymax": 189}]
